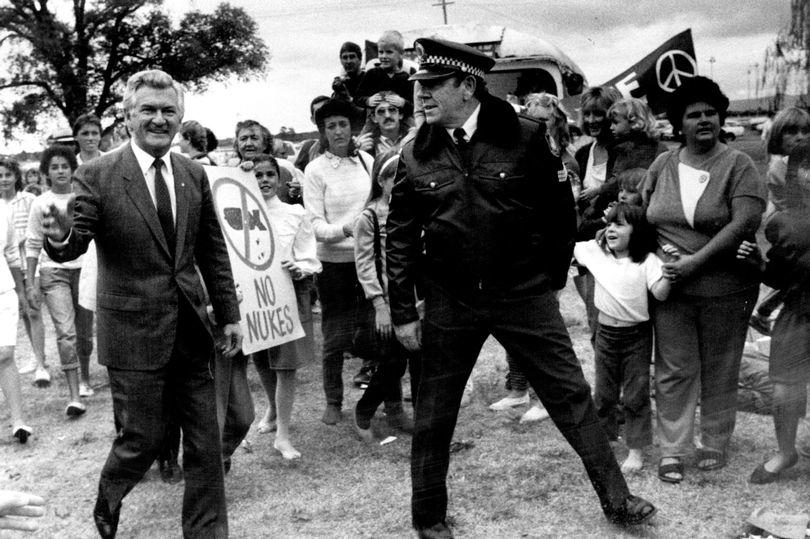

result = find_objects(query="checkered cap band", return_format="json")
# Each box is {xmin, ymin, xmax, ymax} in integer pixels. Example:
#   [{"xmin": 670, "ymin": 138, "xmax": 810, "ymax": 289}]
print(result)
[{"xmin": 419, "ymin": 55, "xmax": 485, "ymax": 78}]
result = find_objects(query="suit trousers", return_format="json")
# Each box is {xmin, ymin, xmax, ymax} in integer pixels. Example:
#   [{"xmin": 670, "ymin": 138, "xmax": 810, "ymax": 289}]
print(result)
[
  {"xmin": 411, "ymin": 283, "xmax": 629, "ymax": 529},
  {"xmin": 97, "ymin": 297, "xmax": 227, "ymax": 538}
]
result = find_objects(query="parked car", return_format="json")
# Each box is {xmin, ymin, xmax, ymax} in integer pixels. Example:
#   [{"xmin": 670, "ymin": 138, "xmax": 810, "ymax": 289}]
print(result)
[{"xmin": 722, "ymin": 119, "xmax": 745, "ymax": 141}]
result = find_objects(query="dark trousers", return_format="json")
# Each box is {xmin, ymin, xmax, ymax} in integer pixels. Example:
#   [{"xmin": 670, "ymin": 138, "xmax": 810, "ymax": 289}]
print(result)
[
  {"xmin": 411, "ymin": 284, "xmax": 629, "ymax": 529},
  {"xmin": 159, "ymin": 345, "xmax": 254, "ymax": 466},
  {"xmin": 97, "ymin": 299, "xmax": 227, "ymax": 538},
  {"xmin": 593, "ymin": 322, "xmax": 653, "ymax": 449},
  {"xmin": 504, "ymin": 352, "xmax": 529, "ymax": 392},
  {"xmin": 216, "ymin": 352, "xmax": 254, "ymax": 459},
  {"xmin": 355, "ymin": 304, "xmax": 415, "ymax": 420},
  {"xmin": 317, "ymin": 261, "xmax": 366, "ymax": 407}
]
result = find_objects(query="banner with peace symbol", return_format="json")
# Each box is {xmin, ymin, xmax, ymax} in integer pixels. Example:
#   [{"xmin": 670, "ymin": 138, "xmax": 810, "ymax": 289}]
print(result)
[
  {"xmin": 603, "ymin": 29, "xmax": 697, "ymax": 114},
  {"xmin": 205, "ymin": 166, "xmax": 305, "ymax": 355}
]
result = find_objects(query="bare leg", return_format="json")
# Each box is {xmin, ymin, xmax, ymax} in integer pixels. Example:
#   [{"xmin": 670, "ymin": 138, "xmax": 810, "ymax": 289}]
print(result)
[
  {"xmin": 0, "ymin": 347, "xmax": 25, "ymax": 426},
  {"xmin": 65, "ymin": 367, "xmax": 81, "ymax": 402},
  {"xmin": 252, "ymin": 352, "xmax": 277, "ymax": 433},
  {"xmin": 763, "ymin": 382, "xmax": 803, "ymax": 472},
  {"xmin": 273, "ymin": 369, "xmax": 300, "ymax": 460}
]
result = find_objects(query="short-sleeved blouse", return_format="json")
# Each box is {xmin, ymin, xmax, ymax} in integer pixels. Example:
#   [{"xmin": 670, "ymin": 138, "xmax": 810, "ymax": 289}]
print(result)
[{"xmin": 642, "ymin": 146, "xmax": 766, "ymax": 297}]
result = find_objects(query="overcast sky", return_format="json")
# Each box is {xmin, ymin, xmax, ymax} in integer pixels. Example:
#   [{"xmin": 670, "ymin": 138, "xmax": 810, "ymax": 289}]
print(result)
[
  {"xmin": 177, "ymin": 0, "xmax": 792, "ymax": 137},
  {"xmin": 2, "ymin": 0, "xmax": 794, "ymax": 152}
]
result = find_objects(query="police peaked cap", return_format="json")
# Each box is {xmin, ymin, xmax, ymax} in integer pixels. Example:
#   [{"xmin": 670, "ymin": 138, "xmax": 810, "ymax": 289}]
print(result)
[{"xmin": 410, "ymin": 37, "xmax": 496, "ymax": 82}]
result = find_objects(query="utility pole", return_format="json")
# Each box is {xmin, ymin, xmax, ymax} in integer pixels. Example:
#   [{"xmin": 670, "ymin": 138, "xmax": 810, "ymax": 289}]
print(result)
[{"xmin": 432, "ymin": 0, "xmax": 455, "ymax": 24}]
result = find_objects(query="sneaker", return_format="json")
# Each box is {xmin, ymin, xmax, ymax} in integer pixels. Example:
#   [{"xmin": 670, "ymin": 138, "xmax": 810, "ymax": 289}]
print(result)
[
  {"xmin": 12, "ymin": 424, "xmax": 33, "ymax": 444},
  {"xmin": 519, "ymin": 403, "xmax": 550, "ymax": 423},
  {"xmin": 33, "ymin": 367, "xmax": 51, "ymax": 388},
  {"xmin": 321, "ymin": 404, "xmax": 342, "ymax": 425},
  {"xmin": 79, "ymin": 383, "xmax": 95, "ymax": 398},
  {"xmin": 66, "ymin": 401, "xmax": 87, "ymax": 417},
  {"xmin": 17, "ymin": 358, "xmax": 37, "ymax": 375},
  {"xmin": 489, "ymin": 393, "xmax": 530, "ymax": 411}
]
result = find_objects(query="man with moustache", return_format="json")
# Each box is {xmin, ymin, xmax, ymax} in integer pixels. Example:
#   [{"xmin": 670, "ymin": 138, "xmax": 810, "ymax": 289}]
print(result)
[
  {"xmin": 386, "ymin": 38, "xmax": 657, "ymax": 538},
  {"xmin": 369, "ymin": 92, "xmax": 411, "ymax": 155},
  {"xmin": 41, "ymin": 69, "xmax": 241, "ymax": 538}
]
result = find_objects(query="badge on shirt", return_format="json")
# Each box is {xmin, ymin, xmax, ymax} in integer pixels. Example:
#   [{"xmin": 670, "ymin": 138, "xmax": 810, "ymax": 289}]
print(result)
[{"xmin": 698, "ymin": 172, "xmax": 709, "ymax": 184}]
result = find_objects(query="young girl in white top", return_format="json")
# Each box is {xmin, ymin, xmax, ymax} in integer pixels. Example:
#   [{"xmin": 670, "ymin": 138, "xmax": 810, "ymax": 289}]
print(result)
[
  {"xmin": 251, "ymin": 155, "xmax": 321, "ymax": 459},
  {"xmin": 574, "ymin": 203, "xmax": 672, "ymax": 472}
]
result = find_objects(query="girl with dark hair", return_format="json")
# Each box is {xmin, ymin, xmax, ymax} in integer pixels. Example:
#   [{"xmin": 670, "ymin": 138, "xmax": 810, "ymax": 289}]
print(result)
[
  {"xmin": 574, "ymin": 203, "xmax": 672, "ymax": 473},
  {"xmin": 26, "ymin": 145, "xmax": 91, "ymax": 417},
  {"xmin": 0, "ymin": 158, "xmax": 33, "ymax": 443},
  {"xmin": 303, "ymin": 98, "xmax": 373, "ymax": 425},
  {"xmin": 0, "ymin": 158, "xmax": 48, "ymax": 384},
  {"xmin": 642, "ymin": 76, "xmax": 765, "ymax": 482},
  {"xmin": 352, "ymin": 152, "xmax": 414, "ymax": 441},
  {"xmin": 251, "ymin": 154, "xmax": 321, "ymax": 459}
]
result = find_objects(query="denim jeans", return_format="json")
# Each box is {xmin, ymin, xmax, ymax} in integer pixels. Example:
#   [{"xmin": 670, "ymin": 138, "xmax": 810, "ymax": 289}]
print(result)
[
  {"xmin": 39, "ymin": 267, "xmax": 87, "ymax": 371},
  {"xmin": 316, "ymin": 261, "xmax": 366, "ymax": 408},
  {"xmin": 593, "ymin": 322, "xmax": 653, "ymax": 449}
]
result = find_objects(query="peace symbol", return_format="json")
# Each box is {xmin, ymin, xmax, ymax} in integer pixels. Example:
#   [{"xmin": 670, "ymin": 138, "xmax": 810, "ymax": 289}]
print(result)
[
  {"xmin": 656, "ymin": 50, "xmax": 697, "ymax": 93},
  {"xmin": 212, "ymin": 177, "xmax": 275, "ymax": 271}
]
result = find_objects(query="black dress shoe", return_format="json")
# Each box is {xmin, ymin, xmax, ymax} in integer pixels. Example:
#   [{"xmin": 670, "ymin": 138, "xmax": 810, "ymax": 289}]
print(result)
[
  {"xmin": 416, "ymin": 521, "xmax": 454, "ymax": 539},
  {"xmin": 158, "ymin": 458, "xmax": 183, "ymax": 484},
  {"xmin": 604, "ymin": 494, "xmax": 656, "ymax": 526},
  {"xmin": 93, "ymin": 497, "xmax": 120, "ymax": 539}
]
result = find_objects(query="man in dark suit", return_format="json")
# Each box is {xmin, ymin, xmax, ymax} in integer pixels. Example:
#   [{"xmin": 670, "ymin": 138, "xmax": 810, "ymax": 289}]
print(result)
[{"xmin": 42, "ymin": 69, "xmax": 241, "ymax": 538}]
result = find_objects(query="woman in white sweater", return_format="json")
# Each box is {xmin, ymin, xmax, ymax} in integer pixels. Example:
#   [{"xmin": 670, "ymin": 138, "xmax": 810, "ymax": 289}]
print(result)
[{"xmin": 303, "ymin": 99, "xmax": 372, "ymax": 426}]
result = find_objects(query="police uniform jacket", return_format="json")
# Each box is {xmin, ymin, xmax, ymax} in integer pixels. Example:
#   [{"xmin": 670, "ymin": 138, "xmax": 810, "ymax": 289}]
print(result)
[{"xmin": 386, "ymin": 93, "xmax": 576, "ymax": 325}]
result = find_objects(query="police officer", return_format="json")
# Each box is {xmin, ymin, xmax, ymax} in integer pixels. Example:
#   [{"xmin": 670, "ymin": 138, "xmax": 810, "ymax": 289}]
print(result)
[{"xmin": 386, "ymin": 37, "xmax": 657, "ymax": 537}]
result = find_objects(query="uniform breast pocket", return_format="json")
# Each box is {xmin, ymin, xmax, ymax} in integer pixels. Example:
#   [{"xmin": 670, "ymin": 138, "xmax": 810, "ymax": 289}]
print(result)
[
  {"xmin": 476, "ymin": 163, "xmax": 531, "ymax": 202},
  {"xmin": 412, "ymin": 169, "xmax": 458, "ymax": 208}
]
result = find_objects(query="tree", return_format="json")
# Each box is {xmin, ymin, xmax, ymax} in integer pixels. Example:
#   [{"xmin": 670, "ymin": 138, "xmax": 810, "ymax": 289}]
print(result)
[{"xmin": 0, "ymin": 0, "xmax": 269, "ymax": 136}]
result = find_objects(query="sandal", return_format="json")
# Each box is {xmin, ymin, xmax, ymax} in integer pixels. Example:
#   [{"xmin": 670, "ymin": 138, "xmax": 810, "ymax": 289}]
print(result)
[
  {"xmin": 696, "ymin": 448, "xmax": 725, "ymax": 471},
  {"xmin": 657, "ymin": 457, "xmax": 684, "ymax": 483}
]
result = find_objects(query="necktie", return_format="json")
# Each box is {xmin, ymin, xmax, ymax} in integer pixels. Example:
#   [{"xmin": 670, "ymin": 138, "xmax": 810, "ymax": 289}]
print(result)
[
  {"xmin": 453, "ymin": 127, "xmax": 470, "ymax": 165},
  {"xmin": 153, "ymin": 158, "xmax": 175, "ymax": 253}
]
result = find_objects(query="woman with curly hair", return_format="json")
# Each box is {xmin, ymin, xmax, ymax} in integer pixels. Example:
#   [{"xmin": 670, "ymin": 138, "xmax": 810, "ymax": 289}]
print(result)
[{"xmin": 642, "ymin": 76, "xmax": 765, "ymax": 483}]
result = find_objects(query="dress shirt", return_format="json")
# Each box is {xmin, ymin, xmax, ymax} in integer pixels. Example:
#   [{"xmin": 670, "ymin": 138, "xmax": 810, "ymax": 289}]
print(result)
[
  {"xmin": 445, "ymin": 103, "xmax": 481, "ymax": 143},
  {"xmin": 131, "ymin": 141, "xmax": 177, "ymax": 223}
]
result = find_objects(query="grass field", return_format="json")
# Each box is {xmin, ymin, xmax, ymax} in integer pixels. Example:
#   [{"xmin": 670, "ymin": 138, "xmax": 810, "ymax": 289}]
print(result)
[{"xmin": 3, "ymin": 134, "xmax": 808, "ymax": 538}]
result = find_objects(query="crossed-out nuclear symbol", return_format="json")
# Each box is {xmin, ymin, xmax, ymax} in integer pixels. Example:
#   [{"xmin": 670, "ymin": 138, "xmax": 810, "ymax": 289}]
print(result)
[{"xmin": 212, "ymin": 177, "xmax": 275, "ymax": 271}]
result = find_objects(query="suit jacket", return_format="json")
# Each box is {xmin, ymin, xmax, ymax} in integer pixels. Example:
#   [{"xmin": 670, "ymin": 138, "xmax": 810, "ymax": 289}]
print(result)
[{"xmin": 46, "ymin": 144, "xmax": 239, "ymax": 370}]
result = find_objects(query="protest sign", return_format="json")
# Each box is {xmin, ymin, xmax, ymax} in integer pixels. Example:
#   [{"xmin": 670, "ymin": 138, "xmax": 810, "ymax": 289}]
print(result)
[
  {"xmin": 205, "ymin": 166, "xmax": 304, "ymax": 355},
  {"xmin": 603, "ymin": 29, "xmax": 697, "ymax": 114}
]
